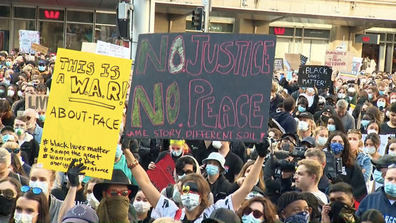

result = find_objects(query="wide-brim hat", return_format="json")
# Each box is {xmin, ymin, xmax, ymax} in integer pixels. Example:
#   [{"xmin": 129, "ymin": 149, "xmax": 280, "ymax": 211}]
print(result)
[
  {"xmin": 202, "ymin": 152, "xmax": 226, "ymax": 170},
  {"xmin": 93, "ymin": 169, "xmax": 138, "ymax": 201}
]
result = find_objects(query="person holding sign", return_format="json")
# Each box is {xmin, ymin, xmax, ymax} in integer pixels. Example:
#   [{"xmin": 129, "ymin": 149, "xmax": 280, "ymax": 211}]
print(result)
[
  {"xmin": 149, "ymin": 140, "xmax": 188, "ymax": 171},
  {"xmin": 124, "ymin": 137, "xmax": 269, "ymax": 222}
]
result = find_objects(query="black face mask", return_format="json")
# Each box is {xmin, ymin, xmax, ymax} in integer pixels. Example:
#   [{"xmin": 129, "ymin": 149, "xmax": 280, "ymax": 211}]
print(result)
[
  {"xmin": 0, "ymin": 196, "xmax": 16, "ymax": 216},
  {"xmin": 321, "ymin": 115, "xmax": 330, "ymax": 123},
  {"xmin": 328, "ymin": 201, "xmax": 356, "ymax": 223}
]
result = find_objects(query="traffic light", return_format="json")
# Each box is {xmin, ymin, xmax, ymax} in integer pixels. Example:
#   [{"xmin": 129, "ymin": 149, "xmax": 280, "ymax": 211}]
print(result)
[{"xmin": 192, "ymin": 7, "xmax": 204, "ymax": 31}]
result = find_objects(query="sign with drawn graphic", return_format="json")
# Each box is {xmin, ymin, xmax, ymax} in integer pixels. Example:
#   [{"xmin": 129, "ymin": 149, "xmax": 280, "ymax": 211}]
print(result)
[
  {"xmin": 37, "ymin": 48, "xmax": 132, "ymax": 179},
  {"xmin": 19, "ymin": 30, "xmax": 40, "ymax": 54},
  {"xmin": 125, "ymin": 33, "xmax": 276, "ymax": 142}
]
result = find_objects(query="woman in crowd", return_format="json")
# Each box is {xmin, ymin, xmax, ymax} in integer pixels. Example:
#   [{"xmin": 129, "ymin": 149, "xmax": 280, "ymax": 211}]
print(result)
[
  {"xmin": 347, "ymin": 129, "xmax": 372, "ymax": 183},
  {"xmin": 360, "ymin": 112, "xmax": 376, "ymax": 134},
  {"xmin": 133, "ymin": 190, "xmax": 153, "ymax": 223},
  {"xmin": 364, "ymin": 133, "xmax": 381, "ymax": 160},
  {"xmin": 326, "ymin": 115, "xmax": 346, "ymax": 134},
  {"xmin": 0, "ymin": 178, "xmax": 21, "ymax": 223},
  {"xmin": 7, "ymin": 84, "xmax": 19, "ymax": 104},
  {"xmin": 124, "ymin": 144, "xmax": 266, "ymax": 222},
  {"xmin": 236, "ymin": 196, "xmax": 277, "ymax": 223},
  {"xmin": 29, "ymin": 165, "xmax": 63, "ymax": 223},
  {"xmin": 297, "ymin": 118, "xmax": 315, "ymax": 141},
  {"xmin": 384, "ymin": 138, "xmax": 396, "ymax": 156},
  {"xmin": 227, "ymin": 160, "xmax": 265, "ymax": 195},
  {"xmin": 314, "ymin": 126, "xmax": 328, "ymax": 150},
  {"xmin": 9, "ymin": 186, "xmax": 49, "ymax": 223},
  {"xmin": 0, "ymin": 100, "xmax": 15, "ymax": 127},
  {"xmin": 10, "ymin": 153, "xmax": 27, "ymax": 177},
  {"xmin": 324, "ymin": 131, "xmax": 367, "ymax": 202},
  {"xmin": 366, "ymin": 121, "xmax": 381, "ymax": 135}
]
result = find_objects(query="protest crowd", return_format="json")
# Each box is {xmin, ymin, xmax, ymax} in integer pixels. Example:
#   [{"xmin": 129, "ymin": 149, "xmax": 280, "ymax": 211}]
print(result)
[{"xmin": 0, "ymin": 38, "xmax": 396, "ymax": 223}]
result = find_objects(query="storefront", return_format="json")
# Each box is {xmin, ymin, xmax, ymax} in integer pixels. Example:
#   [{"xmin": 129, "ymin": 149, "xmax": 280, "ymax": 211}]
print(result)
[
  {"xmin": 269, "ymin": 25, "xmax": 331, "ymax": 64},
  {"xmin": 0, "ymin": 4, "xmax": 117, "ymax": 53}
]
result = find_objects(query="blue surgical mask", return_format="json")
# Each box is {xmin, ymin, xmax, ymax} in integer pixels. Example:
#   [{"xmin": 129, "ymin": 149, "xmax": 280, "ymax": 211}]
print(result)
[
  {"xmin": 5, "ymin": 62, "xmax": 11, "ymax": 67},
  {"xmin": 384, "ymin": 182, "xmax": 396, "ymax": 197},
  {"xmin": 368, "ymin": 93, "xmax": 373, "ymax": 100},
  {"xmin": 242, "ymin": 213, "xmax": 262, "ymax": 223},
  {"xmin": 361, "ymin": 120, "xmax": 370, "ymax": 128},
  {"xmin": 331, "ymin": 142, "xmax": 344, "ymax": 155},
  {"xmin": 38, "ymin": 66, "xmax": 45, "ymax": 72},
  {"xmin": 284, "ymin": 211, "xmax": 310, "ymax": 223},
  {"xmin": 206, "ymin": 164, "xmax": 219, "ymax": 176},
  {"xmin": 379, "ymin": 90, "xmax": 385, "ymax": 96},
  {"xmin": 39, "ymin": 115, "xmax": 46, "ymax": 122},
  {"xmin": 298, "ymin": 105, "xmax": 306, "ymax": 113},
  {"xmin": 115, "ymin": 144, "xmax": 122, "ymax": 158},
  {"xmin": 327, "ymin": 124, "xmax": 336, "ymax": 132},
  {"xmin": 172, "ymin": 149, "xmax": 183, "ymax": 157},
  {"xmin": 2, "ymin": 134, "xmax": 12, "ymax": 143},
  {"xmin": 373, "ymin": 169, "xmax": 384, "ymax": 184},
  {"xmin": 4, "ymin": 80, "xmax": 10, "ymax": 86},
  {"xmin": 317, "ymin": 137, "xmax": 327, "ymax": 146}
]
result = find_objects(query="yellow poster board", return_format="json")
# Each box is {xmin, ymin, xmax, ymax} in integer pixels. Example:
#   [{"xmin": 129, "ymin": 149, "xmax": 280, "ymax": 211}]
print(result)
[{"xmin": 37, "ymin": 48, "xmax": 132, "ymax": 179}]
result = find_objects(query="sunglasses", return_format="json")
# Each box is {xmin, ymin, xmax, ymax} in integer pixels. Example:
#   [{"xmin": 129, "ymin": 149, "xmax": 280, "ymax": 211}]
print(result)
[
  {"xmin": 244, "ymin": 207, "xmax": 264, "ymax": 219},
  {"xmin": 21, "ymin": 186, "xmax": 42, "ymax": 195},
  {"xmin": 6, "ymin": 148, "xmax": 20, "ymax": 154},
  {"xmin": 0, "ymin": 189, "xmax": 15, "ymax": 200},
  {"xmin": 176, "ymin": 169, "xmax": 194, "ymax": 176},
  {"xmin": 106, "ymin": 189, "xmax": 131, "ymax": 197},
  {"xmin": 26, "ymin": 116, "xmax": 32, "ymax": 121}
]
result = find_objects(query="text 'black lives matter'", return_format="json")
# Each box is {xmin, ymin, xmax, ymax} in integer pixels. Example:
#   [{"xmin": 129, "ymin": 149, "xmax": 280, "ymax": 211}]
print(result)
[
  {"xmin": 298, "ymin": 65, "xmax": 332, "ymax": 88},
  {"xmin": 125, "ymin": 33, "xmax": 276, "ymax": 142}
]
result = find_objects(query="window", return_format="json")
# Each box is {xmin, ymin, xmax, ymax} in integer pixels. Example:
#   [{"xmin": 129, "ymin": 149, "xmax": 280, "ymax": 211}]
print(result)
[
  {"xmin": 14, "ymin": 7, "xmax": 36, "ymax": 19},
  {"xmin": 0, "ymin": 19, "xmax": 10, "ymax": 51},
  {"xmin": 39, "ymin": 21, "xmax": 64, "ymax": 53},
  {"xmin": 0, "ymin": 6, "xmax": 11, "ymax": 18},
  {"xmin": 67, "ymin": 11, "xmax": 93, "ymax": 23},
  {"xmin": 275, "ymin": 38, "xmax": 292, "ymax": 58},
  {"xmin": 66, "ymin": 24, "xmax": 93, "ymax": 50},
  {"xmin": 302, "ymin": 39, "xmax": 328, "ymax": 64},
  {"xmin": 96, "ymin": 13, "xmax": 116, "ymax": 25},
  {"xmin": 39, "ymin": 9, "xmax": 64, "ymax": 21},
  {"xmin": 95, "ymin": 25, "xmax": 117, "ymax": 43}
]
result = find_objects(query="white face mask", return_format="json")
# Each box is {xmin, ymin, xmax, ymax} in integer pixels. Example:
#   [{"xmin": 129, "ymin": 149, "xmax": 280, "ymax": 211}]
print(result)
[
  {"xmin": 7, "ymin": 90, "xmax": 14, "ymax": 97},
  {"xmin": 391, "ymin": 99, "xmax": 396, "ymax": 104},
  {"xmin": 389, "ymin": 150, "xmax": 396, "ymax": 156},
  {"xmin": 133, "ymin": 200, "xmax": 151, "ymax": 213},
  {"xmin": 337, "ymin": 93, "xmax": 346, "ymax": 99},
  {"xmin": 367, "ymin": 129, "xmax": 378, "ymax": 135},
  {"xmin": 181, "ymin": 193, "xmax": 201, "ymax": 211},
  {"xmin": 29, "ymin": 181, "xmax": 49, "ymax": 195},
  {"xmin": 298, "ymin": 121, "xmax": 309, "ymax": 131},
  {"xmin": 212, "ymin": 141, "xmax": 222, "ymax": 149},
  {"xmin": 14, "ymin": 213, "xmax": 37, "ymax": 223},
  {"xmin": 86, "ymin": 193, "xmax": 99, "ymax": 209},
  {"xmin": 364, "ymin": 147, "xmax": 377, "ymax": 155}
]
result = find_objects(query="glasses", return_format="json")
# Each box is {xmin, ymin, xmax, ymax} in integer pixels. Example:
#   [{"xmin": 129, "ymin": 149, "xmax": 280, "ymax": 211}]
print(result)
[
  {"xmin": 176, "ymin": 169, "xmax": 194, "ymax": 176},
  {"xmin": 106, "ymin": 189, "xmax": 131, "ymax": 197},
  {"xmin": 0, "ymin": 189, "xmax": 15, "ymax": 200},
  {"xmin": 6, "ymin": 148, "xmax": 20, "ymax": 154},
  {"xmin": 26, "ymin": 116, "xmax": 31, "ymax": 121},
  {"xmin": 244, "ymin": 207, "xmax": 264, "ymax": 219},
  {"xmin": 21, "ymin": 186, "xmax": 42, "ymax": 195}
]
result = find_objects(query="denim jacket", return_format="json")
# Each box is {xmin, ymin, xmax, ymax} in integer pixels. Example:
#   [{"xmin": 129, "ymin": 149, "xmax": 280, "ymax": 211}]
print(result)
[{"xmin": 356, "ymin": 152, "xmax": 373, "ymax": 182}]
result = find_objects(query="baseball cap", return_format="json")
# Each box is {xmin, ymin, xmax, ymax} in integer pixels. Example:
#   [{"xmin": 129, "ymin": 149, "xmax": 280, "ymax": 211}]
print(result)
[
  {"xmin": 301, "ymin": 137, "xmax": 316, "ymax": 147},
  {"xmin": 371, "ymin": 155, "xmax": 396, "ymax": 168},
  {"xmin": 62, "ymin": 204, "xmax": 99, "ymax": 223},
  {"xmin": 281, "ymin": 133, "xmax": 298, "ymax": 143},
  {"xmin": 202, "ymin": 208, "xmax": 241, "ymax": 223},
  {"xmin": 297, "ymin": 112, "xmax": 314, "ymax": 120},
  {"xmin": 38, "ymin": 60, "xmax": 46, "ymax": 66},
  {"xmin": 202, "ymin": 152, "xmax": 226, "ymax": 170},
  {"xmin": 0, "ymin": 126, "xmax": 15, "ymax": 134}
]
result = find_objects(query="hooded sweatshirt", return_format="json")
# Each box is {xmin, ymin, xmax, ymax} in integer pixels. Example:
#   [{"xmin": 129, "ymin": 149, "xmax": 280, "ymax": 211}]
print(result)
[{"xmin": 356, "ymin": 187, "xmax": 396, "ymax": 221}]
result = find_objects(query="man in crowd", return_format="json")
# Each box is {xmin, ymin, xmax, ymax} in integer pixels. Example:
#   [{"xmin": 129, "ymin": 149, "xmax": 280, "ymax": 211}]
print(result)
[
  {"xmin": 211, "ymin": 141, "xmax": 243, "ymax": 183},
  {"xmin": 277, "ymin": 191, "xmax": 311, "ymax": 223},
  {"xmin": 202, "ymin": 152, "xmax": 230, "ymax": 202},
  {"xmin": 23, "ymin": 108, "xmax": 43, "ymax": 146},
  {"xmin": 272, "ymin": 96, "xmax": 297, "ymax": 134},
  {"xmin": 304, "ymin": 148, "xmax": 330, "ymax": 193},
  {"xmin": 380, "ymin": 102, "xmax": 396, "ymax": 134},
  {"xmin": 13, "ymin": 115, "xmax": 39, "ymax": 165},
  {"xmin": 336, "ymin": 99, "xmax": 355, "ymax": 131}
]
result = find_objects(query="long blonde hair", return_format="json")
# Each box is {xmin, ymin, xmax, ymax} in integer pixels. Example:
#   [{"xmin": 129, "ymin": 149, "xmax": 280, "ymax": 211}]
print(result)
[{"xmin": 235, "ymin": 160, "xmax": 265, "ymax": 192}]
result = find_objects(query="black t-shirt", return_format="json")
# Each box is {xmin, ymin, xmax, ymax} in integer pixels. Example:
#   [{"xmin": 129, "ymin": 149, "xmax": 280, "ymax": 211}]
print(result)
[
  {"xmin": 380, "ymin": 122, "xmax": 396, "ymax": 134},
  {"xmin": 224, "ymin": 151, "xmax": 243, "ymax": 183}
]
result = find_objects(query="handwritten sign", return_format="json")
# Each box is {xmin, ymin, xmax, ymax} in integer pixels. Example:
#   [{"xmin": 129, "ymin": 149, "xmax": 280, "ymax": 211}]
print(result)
[
  {"xmin": 125, "ymin": 33, "xmax": 276, "ymax": 142},
  {"xmin": 95, "ymin": 40, "xmax": 130, "ymax": 59},
  {"xmin": 324, "ymin": 51, "xmax": 350, "ymax": 71},
  {"xmin": 25, "ymin": 95, "xmax": 48, "ymax": 111},
  {"xmin": 31, "ymin": 43, "xmax": 49, "ymax": 55},
  {"xmin": 351, "ymin": 57, "xmax": 363, "ymax": 75},
  {"xmin": 147, "ymin": 154, "xmax": 175, "ymax": 191},
  {"xmin": 298, "ymin": 66, "xmax": 332, "ymax": 88},
  {"xmin": 37, "ymin": 48, "xmax": 132, "ymax": 179},
  {"xmin": 338, "ymin": 72, "xmax": 358, "ymax": 80},
  {"xmin": 19, "ymin": 30, "xmax": 40, "ymax": 54},
  {"xmin": 274, "ymin": 58, "xmax": 284, "ymax": 71}
]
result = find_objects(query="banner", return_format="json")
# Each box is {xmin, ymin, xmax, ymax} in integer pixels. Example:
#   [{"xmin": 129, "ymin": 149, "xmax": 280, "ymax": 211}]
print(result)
[
  {"xmin": 126, "ymin": 33, "xmax": 276, "ymax": 142},
  {"xmin": 25, "ymin": 95, "xmax": 48, "ymax": 111},
  {"xmin": 324, "ymin": 51, "xmax": 350, "ymax": 71},
  {"xmin": 37, "ymin": 48, "xmax": 132, "ymax": 179},
  {"xmin": 146, "ymin": 154, "xmax": 175, "ymax": 191},
  {"xmin": 95, "ymin": 40, "xmax": 130, "ymax": 59},
  {"xmin": 19, "ymin": 30, "xmax": 40, "ymax": 54},
  {"xmin": 298, "ymin": 66, "xmax": 332, "ymax": 88}
]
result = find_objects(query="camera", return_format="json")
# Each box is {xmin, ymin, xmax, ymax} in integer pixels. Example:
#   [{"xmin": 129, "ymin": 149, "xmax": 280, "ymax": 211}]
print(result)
[
  {"xmin": 290, "ymin": 146, "xmax": 307, "ymax": 159},
  {"xmin": 324, "ymin": 150, "xmax": 343, "ymax": 179},
  {"xmin": 274, "ymin": 159, "xmax": 297, "ymax": 172}
]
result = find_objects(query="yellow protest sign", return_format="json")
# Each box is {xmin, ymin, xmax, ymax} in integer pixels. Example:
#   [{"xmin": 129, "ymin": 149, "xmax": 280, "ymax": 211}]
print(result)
[{"xmin": 37, "ymin": 48, "xmax": 132, "ymax": 179}]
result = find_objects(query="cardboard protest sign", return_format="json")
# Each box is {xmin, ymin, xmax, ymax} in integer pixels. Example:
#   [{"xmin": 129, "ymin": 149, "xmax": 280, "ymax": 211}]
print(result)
[
  {"xmin": 25, "ymin": 95, "xmax": 48, "ymax": 111},
  {"xmin": 146, "ymin": 154, "xmax": 175, "ymax": 191},
  {"xmin": 19, "ymin": 30, "xmax": 40, "ymax": 54},
  {"xmin": 37, "ymin": 48, "xmax": 132, "ymax": 179},
  {"xmin": 126, "ymin": 33, "xmax": 276, "ymax": 142},
  {"xmin": 298, "ymin": 66, "xmax": 332, "ymax": 88},
  {"xmin": 274, "ymin": 58, "xmax": 284, "ymax": 71},
  {"xmin": 285, "ymin": 53, "xmax": 301, "ymax": 70},
  {"xmin": 96, "ymin": 40, "xmax": 130, "ymax": 59},
  {"xmin": 338, "ymin": 72, "xmax": 358, "ymax": 80},
  {"xmin": 324, "ymin": 51, "xmax": 350, "ymax": 71},
  {"xmin": 351, "ymin": 57, "xmax": 363, "ymax": 75},
  {"xmin": 31, "ymin": 43, "xmax": 49, "ymax": 55}
]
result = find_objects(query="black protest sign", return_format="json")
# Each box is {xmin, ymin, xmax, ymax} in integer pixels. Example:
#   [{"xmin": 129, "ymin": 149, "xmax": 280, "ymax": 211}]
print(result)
[
  {"xmin": 298, "ymin": 66, "xmax": 332, "ymax": 88},
  {"xmin": 126, "ymin": 33, "xmax": 276, "ymax": 142},
  {"xmin": 274, "ymin": 58, "xmax": 283, "ymax": 71}
]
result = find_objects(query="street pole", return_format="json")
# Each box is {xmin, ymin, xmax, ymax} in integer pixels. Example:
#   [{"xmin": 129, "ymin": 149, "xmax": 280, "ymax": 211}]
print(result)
[
  {"xmin": 203, "ymin": 0, "xmax": 210, "ymax": 32},
  {"xmin": 131, "ymin": 0, "xmax": 152, "ymax": 62}
]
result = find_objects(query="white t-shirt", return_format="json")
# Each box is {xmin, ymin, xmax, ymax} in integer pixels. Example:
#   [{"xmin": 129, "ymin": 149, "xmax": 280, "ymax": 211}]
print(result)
[
  {"xmin": 151, "ymin": 194, "xmax": 234, "ymax": 223},
  {"xmin": 311, "ymin": 191, "xmax": 329, "ymax": 204}
]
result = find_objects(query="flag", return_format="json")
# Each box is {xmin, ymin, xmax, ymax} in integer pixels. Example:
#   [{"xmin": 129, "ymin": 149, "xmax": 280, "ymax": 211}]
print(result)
[{"xmin": 300, "ymin": 54, "xmax": 308, "ymax": 66}]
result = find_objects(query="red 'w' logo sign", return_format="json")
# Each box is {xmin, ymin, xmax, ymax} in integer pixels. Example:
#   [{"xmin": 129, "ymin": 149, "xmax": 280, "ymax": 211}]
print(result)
[
  {"xmin": 44, "ymin": 10, "xmax": 60, "ymax": 19},
  {"xmin": 274, "ymin": 27, "xmax": 285, "ymax": 35},
  {"xmin": 362, "ymin": 36, "xmax": 370, "ymax": 42}
]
